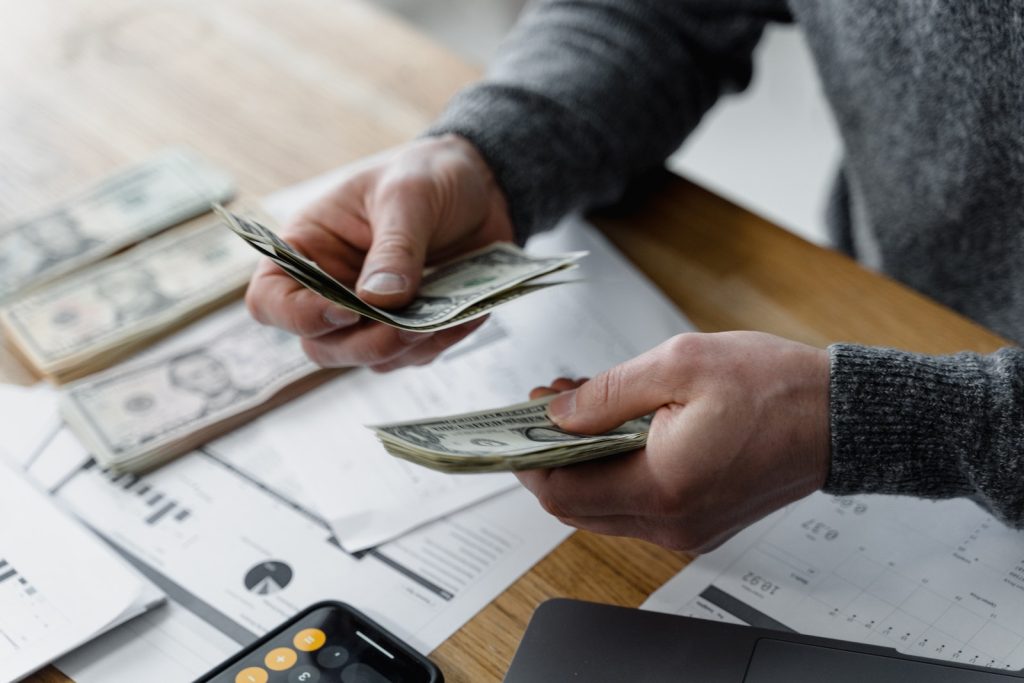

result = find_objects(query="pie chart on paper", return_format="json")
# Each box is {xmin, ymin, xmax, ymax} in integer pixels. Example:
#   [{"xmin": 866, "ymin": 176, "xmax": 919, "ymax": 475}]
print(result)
[{"xmin": 244, "ymin": 560, "xmax": 293, "ymax": 595}]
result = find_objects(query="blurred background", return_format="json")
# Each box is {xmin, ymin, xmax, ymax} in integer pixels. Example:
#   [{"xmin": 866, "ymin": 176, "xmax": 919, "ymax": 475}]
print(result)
[{"xmin": 375, "ymin": 0, "xmax": 842, "ymax": 247}]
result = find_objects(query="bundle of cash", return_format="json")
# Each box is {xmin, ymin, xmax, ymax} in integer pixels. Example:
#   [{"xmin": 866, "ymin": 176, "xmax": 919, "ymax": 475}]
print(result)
[
  {"xmin": 0, "ymin": 148, "xmax": 235, "ymax": 303},
  {"xmin": 60, "ymin": 309, "xmax": 329, "ymax": 472},
  {"xmin": 217, "ymin": 206, "xmax": 585, "ymax": 332},
  {"xmin": 1, "ymin": 213, "xmax": 259, "ymax": 383},
  {"xmin": 369, "ymin": 396, "xmax": 650, "ymax": 473}
]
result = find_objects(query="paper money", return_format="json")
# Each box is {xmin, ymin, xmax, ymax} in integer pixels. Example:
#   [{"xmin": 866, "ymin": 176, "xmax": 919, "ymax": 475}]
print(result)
[
  {"xmin": 217, "ymin": 205, "xmax": 585, "ymax": 331},
  {"xmin": 0, "ymin": 148, "xmax": 235, "ymax": 302},
  {"xmin": 60, "ymin": 309, "xmax": 329, "ymax": 472},
  {"xmin": 0, "ymin": 213, "xmax": 259, "ymax": 383},
  {"xmin": 369, "ymin": 396, "xmax": 650, "ymax": 473}
]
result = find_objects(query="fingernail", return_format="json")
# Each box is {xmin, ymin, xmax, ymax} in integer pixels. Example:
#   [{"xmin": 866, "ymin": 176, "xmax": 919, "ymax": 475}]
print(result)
[
  {"xmin": 362, "ymin": 271, "xmax": 408, "ymax": 295},
  {"xmin": 547, "ymin": 390, "xmax": 576, "ymax": 422},
  {"xmin": 323, "ymin": 307, "xmax": 360, "ymax": 328},
  {"xmin": 398, "ymin": 329, "xmax": 434, "ymax": 344}
]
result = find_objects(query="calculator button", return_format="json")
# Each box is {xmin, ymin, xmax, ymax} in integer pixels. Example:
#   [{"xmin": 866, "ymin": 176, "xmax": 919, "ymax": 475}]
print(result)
[
  {"xmin": 316, "ymin": 645, "xmax": 350, "ymax": 668},
  {"xmin": 265, "ymin": 646, "xmax": 298, "ymax": 671},
  {"xmin": 288, "ymin": 665, "xmax": 321, "ymax": 683},
  {"xmin": 293, "ymin": 627, "xmax": 326, "ymax": 652},
  {"xmin": 235, "ymin": 667, "xmax": 269, "ymax": 683}
]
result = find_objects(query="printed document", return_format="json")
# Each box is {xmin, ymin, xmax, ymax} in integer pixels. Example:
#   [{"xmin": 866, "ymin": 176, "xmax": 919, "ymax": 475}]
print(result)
[
  {"xmin": 13, "ymin": 423, "xmax": 570, "ymax": 683},
  {"xmin": 644, "ymin": 492, "xmax": 1024, "ymax": 672},
  {"xmin": 0, "ymin": 459, "xmax": 154, "ymax": 682}
]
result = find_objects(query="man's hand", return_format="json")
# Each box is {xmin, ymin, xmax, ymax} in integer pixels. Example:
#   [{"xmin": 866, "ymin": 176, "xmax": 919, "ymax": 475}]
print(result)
[
  {"xmin": 516, "ymin": 331, "xmax": 830, "ymax": 552},
  {"xmin": 246, "ymin": 134, "xmax": 515, "ymax": 372}
]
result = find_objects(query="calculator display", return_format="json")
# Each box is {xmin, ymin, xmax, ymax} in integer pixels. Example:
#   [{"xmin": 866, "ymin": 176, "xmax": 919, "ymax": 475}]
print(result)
[{"xmin": 196, "ymin": 602, "xmax": 441, "ymax": 683}]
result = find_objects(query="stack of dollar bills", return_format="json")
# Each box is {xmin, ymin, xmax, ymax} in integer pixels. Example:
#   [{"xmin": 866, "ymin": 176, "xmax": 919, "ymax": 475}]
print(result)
[
  {"xmin": 217, "ymin": 205, "xmax": 586, "ymax": 331},
  {"xmin": 369, "ymin": 396, "xmax": 651, "ymax": 473},
  {"xmin": 0, "ymin": 214, "xmax": 257, "ymax": 382},
  {"xmin": 0, "ymin": 148, "xmax": 234, "ymax": 305},
  {"xmin": 0, "ymin": 149, "xmax": 240, "ymax": 382},
  {"xmin": 59, "ymin": 310, "xmax": 330, "ymax": 472}
]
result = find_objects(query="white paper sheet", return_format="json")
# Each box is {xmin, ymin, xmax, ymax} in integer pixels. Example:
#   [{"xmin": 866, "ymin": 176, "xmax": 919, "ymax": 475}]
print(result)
[
  {"xmin": 0, "ymin": 459, "xmax": 150, "ymax": 682},
  {"xmin": 0, "ymin": 383, "xmax": 59, "ymax": 469},
  {"xmin": 259, "ymin": 177, "xmax": 695, "ymax": 549},
  {"xmin": 643, "ymin": 492, "xmax": 1024, "ymax": 672},
  {"xmin": 17, "ymin": 425, "xmax": 570, "ymax": 683}
]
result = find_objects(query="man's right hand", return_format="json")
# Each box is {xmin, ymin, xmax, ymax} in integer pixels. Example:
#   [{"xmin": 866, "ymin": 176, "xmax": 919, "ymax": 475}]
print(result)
[{"xmin": 246, "ymin": 134, "xmax": 515, "ymax": 372}]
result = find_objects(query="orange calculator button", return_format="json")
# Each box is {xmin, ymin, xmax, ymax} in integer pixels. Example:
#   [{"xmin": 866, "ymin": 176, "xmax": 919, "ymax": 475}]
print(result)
[
  {"xmin": 265, "ymin": 647, "xmax": 298, "ymax": 671},
  {"xmin": 235, "ymin": 667, "xmax": 268, "ymax": 683},
  {"xmin": 293, "ymin": 628, "xmax": 327, "ymax": 652}
]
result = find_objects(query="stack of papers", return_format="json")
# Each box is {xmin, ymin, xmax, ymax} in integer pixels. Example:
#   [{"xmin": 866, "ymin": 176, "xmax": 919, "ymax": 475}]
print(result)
[
  {"xmin": 0, "ymin": 171, "xmax": 697, "ymax": 682},
  {"xmin": 0, "ymin": 459, "xmax": 161, "ymax": 682}
]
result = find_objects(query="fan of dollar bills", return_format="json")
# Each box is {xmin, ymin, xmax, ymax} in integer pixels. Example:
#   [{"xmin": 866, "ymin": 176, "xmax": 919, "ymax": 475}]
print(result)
[
  {"xmin": 216, "ymin": 205, "xmax": 586, "ymax": 331},
  {"xmin": 369, "ymin": 396, "xmax": 651, "ymax": 473}
]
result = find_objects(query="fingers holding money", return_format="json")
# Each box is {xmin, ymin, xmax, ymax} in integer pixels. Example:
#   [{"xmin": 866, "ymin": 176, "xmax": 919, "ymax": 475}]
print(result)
[
  {"xmin": 246, "ymin": 259, "xmax": 361, "ymax": 337},
  {"xmin": 299, "ymin": 316, "xmax": 485, "ymax": 369},
  {"xmin": 528, "ymin": 377, "xmax": 588, "ymax": 400},
  {"xmin": 368, "ymin": 318, "xmax": 488, "ymax": 373},
  {"xmin": 515, "ymin": 447, "xmax": 652, "ymax": 519},
  {"xmin": 246, "ymin": 208, "xmax": 368, "ymax": 336}
]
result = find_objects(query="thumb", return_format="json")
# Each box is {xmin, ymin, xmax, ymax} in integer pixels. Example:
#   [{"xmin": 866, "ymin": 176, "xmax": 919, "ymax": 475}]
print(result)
[
  {"xmin": 548, "ymin": 352, "xmax": 673, "ymax": 434},
  {"xmin": 357, "ymin": 187, "xmax": 434, "ymax": 308}
]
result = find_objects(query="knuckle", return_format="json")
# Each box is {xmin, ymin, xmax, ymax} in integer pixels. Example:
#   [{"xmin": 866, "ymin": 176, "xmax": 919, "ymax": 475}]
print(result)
[
  {"xmin": 376, "ymin": 169, "xmax": 431, "ymax": 203},
  {"xmin": 300, "ymin": 339, "xmax": 332, "ymax": 368},
  {"xmin": 662, "ymin": 529, "xmax": 705, "ymax": 552},
  {"xmin": 536, "ymin": 491, "xmax": 568, "ymax": 520},
  {"xmin": 654, "ymin": 480, "xmax": 695, "ymax": 516},
  {"xmin": 357, "ymin": 335, "xmax": 405, "ymax": 366},
  {"xmin": 370, "ymin": 234, "xmax": 419, "ymax": 262},
  {"xmin": 662, "ymin": 332, "xmax": 702, "ymax": 363},
  {"xmin": 586, "ymin": 366, "xmax": 625, "ymax": 409},
  {"xmin": 286, "ymin": 308, "xmax": 329, "ymax": 338},
  {"xmin": 244, "ymin": 287, "xmax": 268, "ymax": 325}
]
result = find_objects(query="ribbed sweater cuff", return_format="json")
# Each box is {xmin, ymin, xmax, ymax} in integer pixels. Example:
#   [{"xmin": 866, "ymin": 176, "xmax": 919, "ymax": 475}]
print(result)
[{"xmin": 825, "ymin": 343, "xmax": 987, "ymax": 499}]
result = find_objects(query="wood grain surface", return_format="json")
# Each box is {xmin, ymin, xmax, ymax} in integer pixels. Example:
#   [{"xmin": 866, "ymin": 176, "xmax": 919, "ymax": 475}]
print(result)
[{"xmin": 2, "ymin": 0, "xmax": 1008, "ymax": 681}]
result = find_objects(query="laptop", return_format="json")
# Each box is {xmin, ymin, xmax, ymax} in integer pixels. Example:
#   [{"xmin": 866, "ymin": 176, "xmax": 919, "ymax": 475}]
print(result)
[{"xmin": 503, "ymin": 599, "xmax": 1024, "ymax": 682}]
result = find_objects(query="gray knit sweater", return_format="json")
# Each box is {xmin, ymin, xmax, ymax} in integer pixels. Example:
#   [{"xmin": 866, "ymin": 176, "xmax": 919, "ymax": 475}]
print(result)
[{"xmin": 428, "ymin": 1, "xmax": 1024, "ymax": 525}]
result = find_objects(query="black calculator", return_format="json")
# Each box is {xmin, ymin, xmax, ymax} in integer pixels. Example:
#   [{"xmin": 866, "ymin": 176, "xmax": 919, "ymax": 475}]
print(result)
[{"xmin": 194, "ymin": 601, "xmax": 443, "ymax": 683}]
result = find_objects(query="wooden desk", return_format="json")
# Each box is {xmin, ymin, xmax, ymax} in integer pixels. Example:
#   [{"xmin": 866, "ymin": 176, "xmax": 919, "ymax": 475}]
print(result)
[{"xmin": 3, "ymin": 0, "xmax": 1007, "ymax": 681}]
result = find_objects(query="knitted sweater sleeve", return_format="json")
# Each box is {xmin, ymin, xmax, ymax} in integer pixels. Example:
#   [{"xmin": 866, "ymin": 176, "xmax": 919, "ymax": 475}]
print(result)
[
  {"xmin": 827, "ymin": 344, "xmax": 1024, "ymax": 526},
  {"xmin": 426, "ymin": 0, "xmax": 792, "ymax": 241},
  {"xmin": 426, "ymin": 0, "xmax": 1024, "ymax": 524}
]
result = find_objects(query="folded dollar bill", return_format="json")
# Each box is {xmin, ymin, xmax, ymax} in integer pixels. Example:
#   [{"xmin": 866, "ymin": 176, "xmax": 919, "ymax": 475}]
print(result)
[
  {"xmin": 0, "ymin": 148, "xmax": 235, "ymax": 303},
  {"xmin": 1, "ymin": 212, "xmax": 259, "ymax": 383},
  {"xmin": 216, "ymin": 205, "xmax": 585, "ymax": 331},
  {"xmin": 369, "ymin": 396, "xmax": 650, "ymax": 473},
  {"xmin": 60, "ymin": 308, "xmax": 332, "ymax": 472}
]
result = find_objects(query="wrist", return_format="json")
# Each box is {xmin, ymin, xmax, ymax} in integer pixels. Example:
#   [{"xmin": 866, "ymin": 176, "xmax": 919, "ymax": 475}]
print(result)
[{"xmin": 440, "ymin": 133, "xmax": 516, "ymax": 245}]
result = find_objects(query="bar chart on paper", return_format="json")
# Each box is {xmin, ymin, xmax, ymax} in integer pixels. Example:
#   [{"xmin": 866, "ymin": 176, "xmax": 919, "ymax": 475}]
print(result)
[
  {"xmin": 91, "ymin": 462, "xmax": 193, "ymax": 527},
  {"xmin": 645, "ymin": 493, "xmax": 1024, "ymax": 672}
]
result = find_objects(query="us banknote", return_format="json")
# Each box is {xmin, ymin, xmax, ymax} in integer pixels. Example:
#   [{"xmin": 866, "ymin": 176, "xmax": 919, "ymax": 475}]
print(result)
[
  {"xmin": 0, "ymin": 213, "xmax": 259, "ymax": 382},
  {"xmin": 60, "ymin": 309, "xmax": 328, "ymax": 472},
  {"xmin": 217, "ymin": 205, "xmax": 585, "ymax": 331},
  {"xmin": 0, "ymin": 148, "xmax": 234, "ymax": 302},
  {"xmin": 370, "ymin": 396, "xmax": 651, "ymax": 473}
]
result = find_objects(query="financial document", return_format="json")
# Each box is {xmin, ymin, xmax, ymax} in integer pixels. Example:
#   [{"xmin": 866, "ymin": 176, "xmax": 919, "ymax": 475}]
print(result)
[
  {"xmin": 13, "ymin": 422, "xmax": 571, "ymax": 683},
  {"xmin": 263, "ymin": 178, "xmax": 695, "ymax": 548},
  {"xmin": 643, "ymin": 492, "xmax": 1024, "ymax": 672},
  {"xmin": 0, "ymin": 459, "xmax": 154, "ymax": 682}
]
